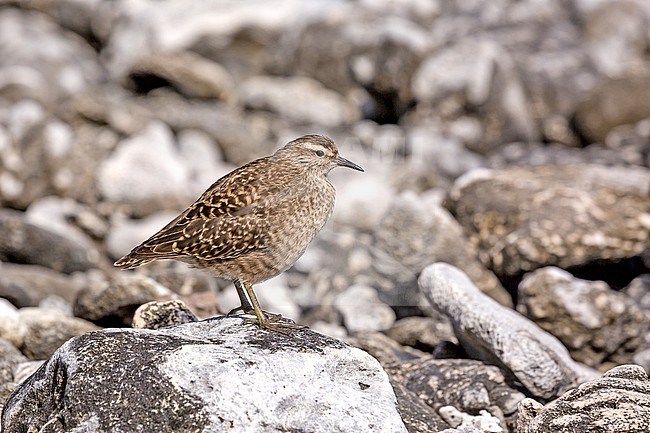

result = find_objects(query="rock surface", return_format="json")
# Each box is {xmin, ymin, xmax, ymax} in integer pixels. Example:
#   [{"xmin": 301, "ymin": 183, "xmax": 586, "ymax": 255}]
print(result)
[
  {"xmin": 0, "ymin": 339, "xmax": 26, "ymax": 385},
  {"xmin": 132, "ymin": 299, "xmax": 198, "ymax": 329},
  {"xmin": 333, "ymin": 284, "xmax": 396, "ymax": 332},
  {"xmin": 0, "ymin": 209, "xmax": 103, "ymax": 273},
  {"xmin": 518, "ymin": 364, "xmax": 650, "ymax": 433},
  {"xmin": 447, "ymin": 164, "xmax": 650, "ymax": 280},
  {"xmin": 387, "ymin": 358, "xmax": 525, "ymax": 420},
  {"xmin": 419, "ymin": 263, "xmax": 599, "ymax": 400},
  {"xmin": 73, "ymin": 274, "xmax": 174, "ymax": 327},
  {"xmin": 373, "ymin": 191, "xmax": 511, "ymax": 307},
  {"xmin": 518, "ymin": 267, "xmax": 649, "ymax": 367},
  {"xmin": 17, "ymin": 307, "xmax": 99, "ymax": 360},
  {"xmin": 2, "ymin": 317, "xmax": 407, "ymax": 433}
]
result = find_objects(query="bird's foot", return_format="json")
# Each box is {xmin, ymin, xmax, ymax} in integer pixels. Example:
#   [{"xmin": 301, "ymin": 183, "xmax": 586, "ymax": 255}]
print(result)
[
  {"xmin": 242, "ymin": 314, "xmax": 306, "ymax": 335},
  {"xmin": 228, "ymin": 306, "xmax": 297, "ymax": 324}
]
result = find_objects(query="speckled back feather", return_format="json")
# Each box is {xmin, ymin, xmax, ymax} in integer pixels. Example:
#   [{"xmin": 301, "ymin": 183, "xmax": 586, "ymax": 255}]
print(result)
[{"xmin": 114, "ymin": 156, "xmax": 303, "ymax": 269}]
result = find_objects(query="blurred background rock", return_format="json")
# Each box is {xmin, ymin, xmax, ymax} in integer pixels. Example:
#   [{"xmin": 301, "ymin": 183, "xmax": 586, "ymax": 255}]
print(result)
[{"xmin": 0, "ymin": 0, "xmax": 649, "ymax": 430}]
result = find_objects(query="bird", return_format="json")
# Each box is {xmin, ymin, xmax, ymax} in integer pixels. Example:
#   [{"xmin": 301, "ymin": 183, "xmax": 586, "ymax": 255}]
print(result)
[{"xmin": 114, "ymin": 134, "xmax": 363, "ymax": 332}]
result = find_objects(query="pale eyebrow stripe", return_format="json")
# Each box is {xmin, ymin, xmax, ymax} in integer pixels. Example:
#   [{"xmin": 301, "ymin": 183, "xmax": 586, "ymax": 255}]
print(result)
[{"xmin": 304, "ymin": 143, "xmax": 332, "ymax": 153}]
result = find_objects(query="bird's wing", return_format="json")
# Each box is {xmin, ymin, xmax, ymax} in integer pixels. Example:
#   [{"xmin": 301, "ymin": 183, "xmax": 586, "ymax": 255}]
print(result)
[{"xmin": 114, "ymin": 158, "xmax": 299, "ymax": 267}]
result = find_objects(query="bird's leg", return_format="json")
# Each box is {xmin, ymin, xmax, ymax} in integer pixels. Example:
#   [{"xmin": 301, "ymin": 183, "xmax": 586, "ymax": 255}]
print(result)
[
  {"xmin": 241, "ymin": 281, "xmax": 305, "ymax": 332},
  {"xmin": 227, "ymin": 281, "xmax": 289, "ymax": 322},
  {"xmin": 227, "ymin": 280, "xmax": 255, "ymax": 316}
]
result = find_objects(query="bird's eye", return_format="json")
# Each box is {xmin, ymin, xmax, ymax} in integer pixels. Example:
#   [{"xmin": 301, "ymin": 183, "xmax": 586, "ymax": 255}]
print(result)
[{"xmin": 316, "ymin": 150, "xmax": 325, "ymax": 157}]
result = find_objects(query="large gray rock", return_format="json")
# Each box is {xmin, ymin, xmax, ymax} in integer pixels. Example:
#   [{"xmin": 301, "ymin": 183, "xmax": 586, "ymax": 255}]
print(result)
[
  {"xmin": 97, "ymin": 121, "xmax": 191, "ymax": 207},
  {"xmin": 518, "ymin": 267, "xmax": 649, "ymax": 367},
  {"xmin": 387, "ymin": 358, "xmax": 525, "ymax": 423},
  {"xmin": 0, "ymin": 262, "xmax": 83, "ymax": 307},
  {"xmin": 447, "ymin": 164, "xmax": 650, "ymax": 278},
  {"xmin": 2, "ymin": 317, "xmax": 407, "ymax": 433},
  {"xmin": 128, "ymin": 52, "xmax": 237, "ymax": 103},
  {"xmin": 0, "ymin": 209, "xmax": 103, "ymax": 274},
  {"xmin": 518, "ymin": 364, "xmax": 650, "ymax": 433},
  {"xmin": 17, "ymin": 307, "xmax": 99, "ymax": 360},
  {"xmin": 239, "ymin": 76, "xmax": 358, "ymax": 127},
  {"xmin": 74, "ymin": 274, "xmax": 174, "ymax": 327},
  {"xmin": 373, "ymin": 191, "xmax": 511, "ymax": 307},
  {"xmin": 419, "ymin": 263, "xmax": 599, "ymax": 400},
  {"xmin": 333, "ymin": 284, "xmax": 396, "ymax": 332}
]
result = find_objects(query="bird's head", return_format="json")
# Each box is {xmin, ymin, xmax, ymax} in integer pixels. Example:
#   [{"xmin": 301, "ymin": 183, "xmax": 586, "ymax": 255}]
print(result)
[{"xmin": 274, "ymin": 134, "xmax": 364, "ymax": 175}]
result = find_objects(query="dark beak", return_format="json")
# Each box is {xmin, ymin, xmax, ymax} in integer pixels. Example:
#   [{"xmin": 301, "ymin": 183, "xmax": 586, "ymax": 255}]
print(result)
[{"xmin": 335, "ymin": 156, "xmax": 364, "ymax": 172}]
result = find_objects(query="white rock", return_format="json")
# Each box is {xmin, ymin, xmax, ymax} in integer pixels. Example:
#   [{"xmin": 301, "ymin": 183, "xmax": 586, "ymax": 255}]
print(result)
[
  {"xmin": 419, "ymin": 263, "xmax": 600, "ymax": 400},
  {"xmin": 240, "ymin": 76, "xmax": 357, "ymax": 127},
  {"xmin": 334, "ymin": 284, "xmax": 396, "ymax": 333},
  {"xmin": 26, "ymin": 196, "xmax": 98, "ymax": 249},
  {"xmin": 97, "ymin": 121, "xmax": 189, "ymax": 203}
]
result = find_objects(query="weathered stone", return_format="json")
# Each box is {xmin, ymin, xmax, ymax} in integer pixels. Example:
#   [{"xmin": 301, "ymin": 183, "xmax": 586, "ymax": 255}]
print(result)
[
  {"xmin": 333, "ymin": 284, "xmax": 396, "ymax": 333},
  {"xmin": 132, "ymin": 300, "xmax": 198, "ymax": 330},
  {"xmin": 419, "ymin": 263, "xmax": 599, "ymax": 400},
  {"xmin": 517, "ymin": 267, "xmax": 650, "ymax": 367},
  {"xmin": 447, "ymin": 164, "xmax": 650, "ymax": 279},
  {"xmin": 2, "ymin": 318, "xmax": 407, "ymax": 433},
  {"xmin": 26, "ymin": 196, "xmax": 108, "ymax": 244},
  {"xmin": 97, "ymin": 121, "xmax": 191, "ymax": 208},
  {"xmin": 624, "ymin": 274, "xmax": 650, "ymax": 312},
  {"xmin": 386, "ymin": 315, "xmax": 457, "ymax": 352},
  {"xmin": 438, "ymin": 406, "xmax": 504, "ymax": 433},
  {"xmin": 487, "ymin": 141, "xmax": 646, "ymax": 169},
  {"xmin": 128, "ymin": 52, "xmax": 237, "ymax": 103},
  {"xmin": 140, "ymin": 93, "xmax": 272, "ymax": 165},
  {"xmin": 0, "ymin": 300, "xmax": 26, "ymax": 349},
  {"xmin": 519, "ymin": 364, "xmax": 650, "ymax": 433},
  {"xmin": 387, "ymin": 358, "xmax": 524, "ymax": 419},
  {"xmin": 0, "ymin": 262, "xmax": 83, "ymax": 306},
  {"xmin": 374, "ymin": 191, "xmax": 511, "ymax": 307},
  {"xmin": 345, "ymin": 332, "xmax": 425, "ymax": 368},
  {"xmin": 0, "ymin": 8, "xmax": 104, "ymax": 104},
  {"xmin": 239, "ymin": 76, "xmax": 358, "ymax": 127},
  {"xmin": 391, "ymin": 382, "xmax": 451, "ymax": 433},
  {"xmin": 0, "ymin": 209, "xmax": 103, "ymax": 273},
  {"xmin": 74, "ymin": 274, "xmax": 174, "ymax": 327},
  {"xmin": 0, "ymin": 339, "xmax": 27, "ymax": 385},
  {"xmin": 411, "ymin": 37, "xmax": 538, "ymax": 152},
  {"xmin": 12, "ymin": 360, "xmax": 44, "ymax": 384},
  {"xmin": 18, "ymin": 307, "xmax": 99, "ymax": 360}
]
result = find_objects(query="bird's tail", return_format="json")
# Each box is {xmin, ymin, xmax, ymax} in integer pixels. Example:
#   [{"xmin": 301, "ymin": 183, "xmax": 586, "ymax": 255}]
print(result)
[{"xmin": 113, "ymin": 254, "xmax": 154, "ymax": 270}]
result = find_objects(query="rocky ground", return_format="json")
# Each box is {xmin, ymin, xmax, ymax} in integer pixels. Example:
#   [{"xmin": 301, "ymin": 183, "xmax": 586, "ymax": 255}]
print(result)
[{"xmin": 0, "ymin": 0, "xmax": 649, "ymax": 432}]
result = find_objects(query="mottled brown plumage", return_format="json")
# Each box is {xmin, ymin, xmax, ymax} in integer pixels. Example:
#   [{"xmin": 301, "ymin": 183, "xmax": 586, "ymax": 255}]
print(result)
[{"xmin": 114, "ymin": 134, "xmax": 363, "ymax": 331}]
